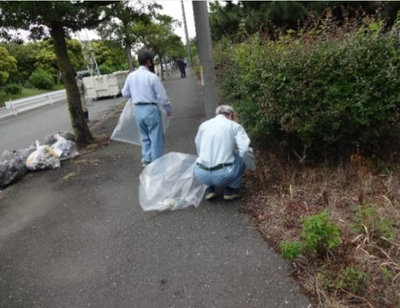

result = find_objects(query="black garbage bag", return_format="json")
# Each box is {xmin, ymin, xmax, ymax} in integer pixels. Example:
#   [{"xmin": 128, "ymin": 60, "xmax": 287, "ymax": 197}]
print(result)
[
  {"xmin": 0, "ymin": 147, "xmax": 35, "ymax": 188},
  {"xmin": 0, "ymin": 158, "xmax": 27, "ymax": 188}
]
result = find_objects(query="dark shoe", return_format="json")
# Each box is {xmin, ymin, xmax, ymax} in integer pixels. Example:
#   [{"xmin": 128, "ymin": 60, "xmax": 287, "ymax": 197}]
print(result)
[
  {"xmin": 204, "ymin": 186, "xmax": 216, "ymax": 200},
  {"xmin": 142, "ymin": 161, "xmax": 150, "ymax": 168},
  {"xmin": 223, "ymin": 187, "xmax": 240, "ymax": 200}
]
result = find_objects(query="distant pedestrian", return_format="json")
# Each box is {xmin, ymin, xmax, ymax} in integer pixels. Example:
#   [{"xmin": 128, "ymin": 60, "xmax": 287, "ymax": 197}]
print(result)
[
  {"xmin": 75, "ymin": 73, "xmax": 89, "ymax": 121},
  {"xmin": 177, "ymin": 58, "xmax": 187, "ymax": 78},
  {"xmin": 194, "ymin": 105, "xmax": 254, "ymax": 201},
  {"xmin": 121, "ymin": 50, "xmax": 173, "ymax": 167}
]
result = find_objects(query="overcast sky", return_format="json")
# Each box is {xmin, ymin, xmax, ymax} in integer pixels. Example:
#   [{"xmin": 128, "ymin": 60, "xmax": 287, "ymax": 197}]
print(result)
[
  {"xmin": 76, "ymin": 1, "xmax": 197, "ymax": 43},
  {"xmin": 159, "ymin": 0, "xmax": 196, "ymax": 41}
]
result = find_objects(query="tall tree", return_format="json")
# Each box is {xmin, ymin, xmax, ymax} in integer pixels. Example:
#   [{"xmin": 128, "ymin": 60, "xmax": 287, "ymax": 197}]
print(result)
[
  {"xmin": 133, "ymin": 15, "xmax": 182, "ymax": 80},
  {"xmin": 92, "ymin": 40, "xmax": 129, "ymax": 74},
  {"xmin": 0, "ymin": 46, "xmax": 16, "ymax": 86},
  {"xmin": 0, "ymin": 1, "xmax": 116, "ymax": 147},
  {"xmin": 97, "ymin": 1, "xmax": 160, "ymax": 72}
]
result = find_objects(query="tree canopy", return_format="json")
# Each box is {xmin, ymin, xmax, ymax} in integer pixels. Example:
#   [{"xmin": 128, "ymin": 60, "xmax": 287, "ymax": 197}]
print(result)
[
  {"xmin": 209, "ymin": 1, "xmax": 400, "ymax": 41},
  {"xmin": 97, "ymin": 1, "xmax": 160, "ymax": 71},
  {"xmin": 0, "ymin": 1, "xmax": 118, "ymax": 147},
  {"xmin": 0, "ymin": 46, "xmax": 16, "ymax": 86},
  {"xmin": 132, "ymin": 14, "xmax": 185, "ymax": 79}
]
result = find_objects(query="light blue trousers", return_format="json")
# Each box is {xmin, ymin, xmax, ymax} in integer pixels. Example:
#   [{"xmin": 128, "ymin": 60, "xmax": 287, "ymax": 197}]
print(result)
[
  {"xmin": 194, "ymin": 154, "xmax": 245, "ymax": 189},
  {"xmin": 134, "ymin": 104, "xmax": 164, "ymax": 163}
]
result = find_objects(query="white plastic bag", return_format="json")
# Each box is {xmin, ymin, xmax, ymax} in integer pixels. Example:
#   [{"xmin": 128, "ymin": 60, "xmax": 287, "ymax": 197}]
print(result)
[
  {"xmin": 139, "ymin": 152, "xmax": 207, "ymax": 211},
  {"xmin": 26, "ymin": 141, "xmax": 61, "ymax": 171},
  {"xmin": 243, "ymin": 147, "xmax": 256, "ymax": 171},
  {"xmin": 50, "ymin": 134, "xmax": 80, "ymax": 160},
  {"xmin": 111, "ymin": 99, "xmax": 171, "ymax": 146}
]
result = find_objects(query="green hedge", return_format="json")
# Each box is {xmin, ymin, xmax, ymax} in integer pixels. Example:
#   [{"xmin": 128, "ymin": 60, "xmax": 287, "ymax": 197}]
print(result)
[
  {"xmin": 215, "ymin": 24, "xmax": 400, "ymax": 157},
  {"xmin": 29, "ymin": 69, "xmax": 55, "ymax": 90}
]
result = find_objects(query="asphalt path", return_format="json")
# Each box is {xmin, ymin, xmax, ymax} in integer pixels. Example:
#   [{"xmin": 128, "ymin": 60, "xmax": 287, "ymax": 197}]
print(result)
[
  {"xmin": 0, "ymin": 70, "xmax": 311, "ymax": 308},
  {"xmin": 0, "ymin": 96, "xmax": 125, "ymax": 153}
]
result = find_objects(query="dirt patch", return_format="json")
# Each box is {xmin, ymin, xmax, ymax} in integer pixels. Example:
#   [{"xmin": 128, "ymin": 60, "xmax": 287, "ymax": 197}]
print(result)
[{"xmin": 243, "ymin": 151, "xmax": 400, "ymax": 307}]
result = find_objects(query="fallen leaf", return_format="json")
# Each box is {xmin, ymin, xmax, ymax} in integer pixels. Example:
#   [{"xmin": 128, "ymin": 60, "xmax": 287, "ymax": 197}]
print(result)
[
  {"xmin": 63, "ymin": 172, "xmax": 77, "ymax": 182},
  {"xmin": 72, "ymin": 159, "xmax": 101, "ymax": 166}
]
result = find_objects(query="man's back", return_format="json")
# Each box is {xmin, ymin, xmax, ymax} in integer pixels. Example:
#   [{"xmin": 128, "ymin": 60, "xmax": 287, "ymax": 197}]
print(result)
[
  {"xmin": 123, "ymin": 66, "xmax": 157, "ymax": 103},
  {"xmin": 196, "ymin": 115, "xmax": 249, "ymax": 168}
]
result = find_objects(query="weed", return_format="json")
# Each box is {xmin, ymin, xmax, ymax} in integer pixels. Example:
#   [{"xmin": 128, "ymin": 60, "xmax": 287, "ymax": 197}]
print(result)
[
  {"xmin": 380, "ymin": 267, "xmax": 394, "ymax": 281},
  {"xmin": 280, "ymin": 240, "xmax": 302, "ymax": 260},
  {"xmin": 301, "ymin": 209, "xmax": 341, "ymax": 255},
  {"xmin": 337, "ymin": 266, "xmax": 370, "ymax": 294}
]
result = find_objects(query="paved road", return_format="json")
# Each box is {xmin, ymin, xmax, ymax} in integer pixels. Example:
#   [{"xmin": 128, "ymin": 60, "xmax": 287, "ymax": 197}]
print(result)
[
  {"xmin": 0, "ymin": 96, "xmax": 125, "ymax": 153},
  {"xmin": 0, "ymin": 71, "xmax": 311, "ymax": 308}
]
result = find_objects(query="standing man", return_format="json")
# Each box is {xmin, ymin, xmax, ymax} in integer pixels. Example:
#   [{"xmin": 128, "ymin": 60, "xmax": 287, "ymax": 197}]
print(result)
[
  {"xmin": 122, "ymin": 50, "xmax": 172, "ymax": 167},
  {"xmin": 75, "ymin": 73, "xmax": 89, "ymax": 121},
  {"xmin": 194, "ymin": 105, "xmax": 255, "ymax": 200},
  {"xmin": 177, "ymin": 58, "xmax": 187, "ymax": 78}
]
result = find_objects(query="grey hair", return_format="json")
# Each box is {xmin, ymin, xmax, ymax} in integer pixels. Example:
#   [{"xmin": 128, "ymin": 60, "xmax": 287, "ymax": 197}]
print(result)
[{"xmin": 216, "ymin": 105, "xmax": 234, "ymax": 116}]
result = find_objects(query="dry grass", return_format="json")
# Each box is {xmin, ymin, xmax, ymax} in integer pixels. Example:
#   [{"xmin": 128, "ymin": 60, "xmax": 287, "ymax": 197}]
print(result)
[{"xmin": 243, "ymin": 150, "xmax": 400, "ymax": 307}]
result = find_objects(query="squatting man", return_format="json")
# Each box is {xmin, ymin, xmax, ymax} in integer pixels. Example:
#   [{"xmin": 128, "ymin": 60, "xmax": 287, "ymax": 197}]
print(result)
[{"xmin": 194, "ymin": 105, "xmax": 255, "ymax": 201}]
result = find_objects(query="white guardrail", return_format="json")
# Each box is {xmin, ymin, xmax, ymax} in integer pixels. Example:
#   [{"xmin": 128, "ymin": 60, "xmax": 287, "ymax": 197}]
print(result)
[{"xmin": 4, "ymin": 89, "xmax": 66, "ymax": 117}]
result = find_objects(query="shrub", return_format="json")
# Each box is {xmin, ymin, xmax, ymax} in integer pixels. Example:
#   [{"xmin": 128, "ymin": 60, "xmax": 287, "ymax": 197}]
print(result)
[
  {"xmin": 281, "ymin": 240, "xmax": 302, "ymax": 260},
  {"xmin": 29, "ymin": 69, "xmax": 54, "ymax": 90},
  {"xmin": 4, "ymin": 83, "xmax": 22, "ymax": 95},
  {"xmin": 215, "ymin": 21, "xmax": 400, "ymax": 157},
  {"xmin": 280, "ymin": 210, "xmax": 341, "ymax": 260},
  {"xmin": 301, "ymin": 210, "xmax": 341, "ymax": 255}
]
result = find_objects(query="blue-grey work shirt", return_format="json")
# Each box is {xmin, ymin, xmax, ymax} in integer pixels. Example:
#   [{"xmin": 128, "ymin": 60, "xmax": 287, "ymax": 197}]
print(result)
[{"xmin": 121, "ymin": 66, "xmax": 172, "ymax": 113}]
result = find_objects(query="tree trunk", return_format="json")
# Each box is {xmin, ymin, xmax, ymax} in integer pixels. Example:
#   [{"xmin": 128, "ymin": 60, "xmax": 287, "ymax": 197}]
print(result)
[
  {"xmin": 50, "ymin": 22, "xmax": 93, "ymax": 148},
  {"xmin": 125, "ymin": 42, "xmax": 134, "ymax": 72},
  {"xmin": 160, "ymin": 55, "xmax": 164, "ymax": 80}
]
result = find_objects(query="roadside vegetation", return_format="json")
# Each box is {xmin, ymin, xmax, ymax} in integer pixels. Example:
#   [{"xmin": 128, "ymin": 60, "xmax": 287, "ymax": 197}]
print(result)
[
  {"xmin": 213, "ymin": 3, "xmax": 400, "ymax": 307},
  {"xmin": 0, "ymin": 84, "xmax": 65, "ymax": 108},
  {"xmin": 0, "ymin": 2, "xmax": 187, "ymax": 147}
]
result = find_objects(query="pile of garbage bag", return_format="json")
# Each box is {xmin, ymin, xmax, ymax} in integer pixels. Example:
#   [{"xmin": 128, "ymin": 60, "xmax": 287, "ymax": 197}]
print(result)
[
  {"xmin": 0, "ymin": 131, "xmax": 80, "ymax": 189},
  {"xmin": 139, "ymin": 152, "xmax": 207, "ymax": 211}
]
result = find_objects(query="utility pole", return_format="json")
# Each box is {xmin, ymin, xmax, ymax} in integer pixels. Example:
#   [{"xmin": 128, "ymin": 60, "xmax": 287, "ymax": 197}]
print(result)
[
  {"xmin": 181, "ymin": 0, "xmax": 192, "ymax": 68},
  {"xmin": 192, "ymin": 1, "xmax": 218, "ymax": 119}
]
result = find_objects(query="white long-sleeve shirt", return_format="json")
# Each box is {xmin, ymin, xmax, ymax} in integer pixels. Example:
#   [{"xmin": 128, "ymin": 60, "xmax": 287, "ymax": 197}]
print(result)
[
  {"xmin": 195, "ymin": 115, "xmax": 252, "ymax": 168},
  {"xmin": 121, "ymin": 66, "xmax": 172, "ymax": 112}
]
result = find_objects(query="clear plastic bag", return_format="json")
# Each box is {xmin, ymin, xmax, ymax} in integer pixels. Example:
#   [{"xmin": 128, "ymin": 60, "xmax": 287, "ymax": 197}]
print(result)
[
  {"xmin": 26, "ymin": 141, "xmax": 61, "ymax": 171},
  {"xmin": 45, "ymin": 131, "xmax": 75, "ymax": 145},
  {"xmin": 111, "ymin": 99, "xmax": 171, "ymax": 146},
  {"xmin": 50, "ymin": 134, "xmax": 80, "ymax": 160},
  {"xmin": 139, "ymin": 152, "xmax": 207, "ymax": 211}
]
